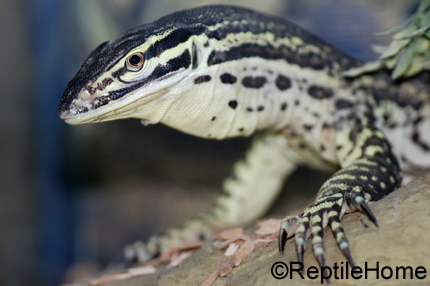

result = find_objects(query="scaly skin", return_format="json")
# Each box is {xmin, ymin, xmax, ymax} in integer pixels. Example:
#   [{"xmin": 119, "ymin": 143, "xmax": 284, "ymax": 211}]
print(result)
[{"xmin": 58, "ymin": 6, "xmax": 430, "ymax": 268}]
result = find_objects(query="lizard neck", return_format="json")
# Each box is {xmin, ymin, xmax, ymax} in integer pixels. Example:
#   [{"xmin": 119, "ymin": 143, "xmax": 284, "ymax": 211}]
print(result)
[{"xmin": 152, "ymin": 57, "xmax": 348, "ymax": 140}]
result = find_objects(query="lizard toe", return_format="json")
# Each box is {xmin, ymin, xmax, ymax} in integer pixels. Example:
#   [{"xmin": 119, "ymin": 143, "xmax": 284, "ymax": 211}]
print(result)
[
  {"xmin": 347, "ymin": 188, "xmax": 378, "ymax": 227},
  {"xmin": 278, "ymin": 215, "xmax": 302, "ymax": 256}
]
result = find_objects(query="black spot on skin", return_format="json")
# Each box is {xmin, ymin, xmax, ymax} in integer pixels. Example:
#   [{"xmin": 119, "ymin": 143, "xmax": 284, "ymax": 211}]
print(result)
[
  {"xmin": 299, "ymin": 142, "xmax": 307, "ymax": 149},
  {"xmin": 412, "ymin": 132, "xmax": 430, "ymax": 151},
  {"xmin": 275, "ymin": 75, "xmax": 292, "ymax": 91},
  {"xmin": 87, "ymin": 86, "xmax": 97, "ymax": 95},
  {"xmin": 228, "ymin": 100, "xmax": 238, "ymax": 109},
  {"xmin": 238, "ymin": 127, "xmax": 244, "ymax": 132},
  {"xmin": 192, "ymin": 41, "xmax": 200, "ymax": 69},
  {"xmin": 388, "ymin": 123, "xmax": 397, "ymax": 129},
  {"xmin": 335, "ymin": 99, "xmax": 354, "ymax": 109},
  {"xmin": 320, "ymin": 144, "xmax": 326, "ymax": 152},
  {"xmin": 322, "ymin": 123, "xmax": 331, "ymax": 129},
  {"xmin": 303, "ymin": 124, "xmax": 313, "ymax": 131},
  {"xmin": 295, "ymin": 100, "xmax": 300, "ymax": 106},
  {"xmin": 281, "ymin": 102, "xmax": 287, "ymax": 111},
  {"xmin": 194, "ymin": 75, "xmax": 211, "ymax": 84},
  {"xmin": 383, "ymin": 113, "xmax": 390, "ymax": 122},
  {"xmin": 220, "ymin": 73, "xmax": 237, "ymax": 84},
  {"xmin": 242, "ymin": 76, "xmax": 266, "ymax": 89},
  {"xmin": 257, "ymin": 106, "xmax": 264, "ymax": 112},
  {"xmin": 336, "ymin": 145, "xmax": 342, "ymax": 150},
  {"xmin": 312, "ymin": 112, "xmax": 319, "ymax": 117},
  {"xmin": 413, "ymin": 117, "xmax": 422, "ymax": 126},
  {"xmin": 246, "ymin": 107, "xmax": 253, "ymax": 112},
  {"xmin": 204, "ymin": 41, "xmax": 209, "ymax": 47},
  {"xmin": 349, "ymin": 121, "xmax": 364, "ymax": 143},
  {"xmin": 308, "ymin": 85, "xmax": 333, "ymax": 99},
  {"xmin": 211, "ymin": 116, "xmax": 216, "ymax": 121}
]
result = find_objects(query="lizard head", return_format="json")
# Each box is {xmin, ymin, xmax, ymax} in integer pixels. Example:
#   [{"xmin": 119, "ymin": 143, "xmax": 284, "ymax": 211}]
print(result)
[{"xmin": 58, "ymin": 20, "xmax": 204, "ymax": 125}]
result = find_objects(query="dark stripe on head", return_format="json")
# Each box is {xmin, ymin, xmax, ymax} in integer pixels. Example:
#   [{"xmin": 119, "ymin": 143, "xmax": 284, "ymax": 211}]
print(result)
[
  {"xmin": 93, "ymin": 49, "xmax": 191, "ymax": 109},
  {"xmin": 208, "ymin": 43, "xmax": 327, "ymax": 70},
  {"xmin": 60, "ymin": 5, "xmax": 362, "ymax": 116},
  {"xmin": 146, "ymin": 27, "xmax": 204, "ymax": 60}
]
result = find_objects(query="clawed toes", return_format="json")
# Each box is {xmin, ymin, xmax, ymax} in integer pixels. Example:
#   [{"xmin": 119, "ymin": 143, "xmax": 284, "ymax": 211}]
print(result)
[
  {"xmin": 348, "ymin": 192, "xmax": 378, "ymax": 227},
  {"xmin": 279, "ymin": 201, "xmax": 361, "ymax": 279},
  {"xmin": 278, "ymin": 216, "xmax": 301, "ymax": 256}
]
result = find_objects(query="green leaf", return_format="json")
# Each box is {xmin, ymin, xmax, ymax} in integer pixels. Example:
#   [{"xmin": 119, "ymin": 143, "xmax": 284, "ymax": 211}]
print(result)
[
  {"xmin": 341, "ymin": 61, "xmax": 382, "ymax": 77},
  {"xmin": 385, "ymin": 55, "xmax": 398, "ymax": 70},
  {"xmin": 404, "ymin": 55, "xmax": 426, "ymax": 77},
  {"xmin": 379, "ymin": 39, "xmax": 410, "ymax": 59},
  {"xmin": 409, "ymin": 37, "xmax": 430, "ymax": 54},
  {"xmin": 392, "ymin": 47, "xmax": 415, "ymax": 79},
  {"xmin": 393, "ymin": 24, "xmax": 418, "ymax": 40},
  {"xmin": 371, "ymin": 45, "xmax": 389, "ymax": 55}
]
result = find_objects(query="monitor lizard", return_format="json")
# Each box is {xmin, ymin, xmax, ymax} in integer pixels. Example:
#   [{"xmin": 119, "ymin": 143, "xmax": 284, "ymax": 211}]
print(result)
[{"xmin": 58, "ymin": 5, "xmax": 430, "ymax": 269}]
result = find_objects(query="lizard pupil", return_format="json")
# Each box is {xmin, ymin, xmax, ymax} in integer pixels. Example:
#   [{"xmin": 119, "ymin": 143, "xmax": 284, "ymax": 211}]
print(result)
[
  {"xmin": 130, "ymin": 55, "xmax": 141, "ymax": 65},
  {"xmin": 126, "ymin": 53, "xmax": 144, "ymax": 70}
]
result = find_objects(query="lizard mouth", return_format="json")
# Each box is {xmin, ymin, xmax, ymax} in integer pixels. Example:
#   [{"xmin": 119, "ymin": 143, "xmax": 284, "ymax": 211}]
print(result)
[{"xmin": 59, "ymin": 108, "xmax": 105, "ymax": 125}]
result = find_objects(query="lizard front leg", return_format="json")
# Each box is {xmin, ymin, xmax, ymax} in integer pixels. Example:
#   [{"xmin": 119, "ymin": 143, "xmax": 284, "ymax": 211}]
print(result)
[
  {"xmin": 279, "ymin": 107, "xmax": 402, "ymax": 269},
  {"xmin": 124, "ymin": 133, "xmax": 297, "ymax": 263}
]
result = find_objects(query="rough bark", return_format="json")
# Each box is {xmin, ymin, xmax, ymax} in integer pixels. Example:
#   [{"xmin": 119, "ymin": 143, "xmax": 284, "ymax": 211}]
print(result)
[{"xmin": 74, "ymin": 171, "xmax": 430, "ymax": 286}]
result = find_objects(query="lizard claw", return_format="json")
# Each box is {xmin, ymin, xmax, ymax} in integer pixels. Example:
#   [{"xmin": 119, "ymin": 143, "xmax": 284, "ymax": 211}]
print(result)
[
  {"xmin": 278, "ymin": 215, "xmax": 301, "ymax": 257},
  {"xmin": 278, "ymin": 228, "xmax": 287, "ymax": 256},
  {"xmin": 278, "ymin": 194, "xmax": 356, "ymax": 274},
  {"xmin": 348, "ymin": 191, "xmax": 378, "ymax": 227}
]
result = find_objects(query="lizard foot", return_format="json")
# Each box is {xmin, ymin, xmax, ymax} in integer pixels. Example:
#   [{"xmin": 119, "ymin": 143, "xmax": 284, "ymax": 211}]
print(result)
[
  {"xmin": 109, "ymin": 218, "xmax": 213, "ymax": 268},
  {"xmin": 278, "ymin": 187, "xmax": 379, "ymax": 270}
]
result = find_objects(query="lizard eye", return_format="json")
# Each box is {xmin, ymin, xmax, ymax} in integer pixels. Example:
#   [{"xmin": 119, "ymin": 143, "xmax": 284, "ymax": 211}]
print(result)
[{"xmin": 126, "ymin": 52, "xmax": 145, "ymax": 71}]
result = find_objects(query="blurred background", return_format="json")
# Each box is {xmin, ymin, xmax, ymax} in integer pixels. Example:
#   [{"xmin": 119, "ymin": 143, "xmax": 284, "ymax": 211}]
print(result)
[{"xmin": 0, "ymin": 0, "xmax": 419, "ymax": 285}]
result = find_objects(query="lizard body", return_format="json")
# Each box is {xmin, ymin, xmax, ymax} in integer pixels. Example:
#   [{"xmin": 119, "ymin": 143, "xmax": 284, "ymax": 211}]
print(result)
[{"xmin": 59, "ymin": 6, "xmax": 430, "ymax": 267}]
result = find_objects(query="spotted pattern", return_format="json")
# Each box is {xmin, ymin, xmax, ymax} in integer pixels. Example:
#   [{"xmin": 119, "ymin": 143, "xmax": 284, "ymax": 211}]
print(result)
[
  {"xmin": 241, "ymin": 76, "xmax": 266, "ymax": 89},
  {"xmin": 220, "ymin": 73, "xmax": 237, "ymax": 84},
  {"xmin": 58, "ymin": 5, "xmax": 430, "ymax": 276},
  {"xmin": 308, "ymin": 85, "xmax": 334, "ymax": 99},
  {"xmin": 275, "ymin": 75, "xmax": 292, "ymax": 91},
  {"xmin": 194, "ymin": 75, "xmax": 211, "ymax": 84},
  {"xmin": 228, "ymin": 100, "xmax": 238, "ymax": 109},
  {"xmin": 412, "ymin": 132, "xmax": 430, "ymax": 151},
  {"xmin": 335, "ymin": 99, "xmax": 354, "ymax": 109}
]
